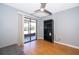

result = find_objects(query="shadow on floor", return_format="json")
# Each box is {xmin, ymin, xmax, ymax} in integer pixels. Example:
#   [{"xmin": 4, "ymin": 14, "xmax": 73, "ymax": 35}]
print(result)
[{"xmin": 0, "ymin": 44, "xmax": 24, "ymax": 55}]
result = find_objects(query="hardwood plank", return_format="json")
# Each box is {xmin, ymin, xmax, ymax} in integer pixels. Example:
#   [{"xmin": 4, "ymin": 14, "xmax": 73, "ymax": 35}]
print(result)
[{"xmin": 23, "ymin": 39, "xmax": 79, "ymax": 55}]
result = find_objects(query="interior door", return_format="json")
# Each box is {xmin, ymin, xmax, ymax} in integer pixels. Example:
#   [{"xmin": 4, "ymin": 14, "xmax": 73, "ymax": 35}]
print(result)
[{"xmin": 44, "ymin": 19, "xmax": 54, "ymax": 43}]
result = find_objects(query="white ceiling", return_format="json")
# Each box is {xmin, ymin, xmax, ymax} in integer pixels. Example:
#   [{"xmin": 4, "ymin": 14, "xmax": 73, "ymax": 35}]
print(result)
[{"xmin": 5, "ymin": 3, "xmax": 79, "ymax": 15}]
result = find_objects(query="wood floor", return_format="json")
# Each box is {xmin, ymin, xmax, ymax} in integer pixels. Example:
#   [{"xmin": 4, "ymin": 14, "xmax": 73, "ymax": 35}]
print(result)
[{"xmin": 23, "ymin": 39, "xmax": 79, "ymax": 55}]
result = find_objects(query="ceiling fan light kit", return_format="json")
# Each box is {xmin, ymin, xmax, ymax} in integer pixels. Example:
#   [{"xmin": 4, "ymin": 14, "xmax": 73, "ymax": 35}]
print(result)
[
  {"xmin": 33, "ymin": 3, "xmax": 52, "ymax": 17},
  {"xmin": 40, "ymin": 8, "xmax": 45, "ymax": 11}
]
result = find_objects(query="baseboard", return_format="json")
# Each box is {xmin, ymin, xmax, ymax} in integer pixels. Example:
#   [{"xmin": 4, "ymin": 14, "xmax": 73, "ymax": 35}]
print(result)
[
  {"xmin": 37, "ymin": 38, "xmax": 44, "ymax": 40},
  {"xmin": 54, "ymin": 41, "xmax": 79, "ymax": 49}
]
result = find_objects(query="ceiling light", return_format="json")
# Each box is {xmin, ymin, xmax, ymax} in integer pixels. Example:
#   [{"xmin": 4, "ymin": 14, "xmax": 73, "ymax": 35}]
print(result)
[{"xmin": 40, "ymin": 8, "xmax": 44, "ymax": 11}]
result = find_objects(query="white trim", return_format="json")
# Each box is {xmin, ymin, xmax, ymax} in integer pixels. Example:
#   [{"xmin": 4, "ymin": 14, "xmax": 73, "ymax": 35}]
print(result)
[
  {"xmin": 18, "ymin": 14, "xmax": 24, "ymax": 47},
  {"xmin": 54, "ymin": 41, "xmax": 79, "ymax": 49}
]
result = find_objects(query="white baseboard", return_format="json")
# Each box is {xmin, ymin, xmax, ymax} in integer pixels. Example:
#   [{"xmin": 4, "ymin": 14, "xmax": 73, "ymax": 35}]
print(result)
[{"xmin": 54, "ymin": 41, "xmax": 79, "ymax": 49}]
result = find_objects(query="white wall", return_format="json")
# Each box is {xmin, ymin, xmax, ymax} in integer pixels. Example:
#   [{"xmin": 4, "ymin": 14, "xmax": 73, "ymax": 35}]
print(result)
[
  {"xmin": 37, "ymin": 18, "xmax": 44, "ymax": 39},
  {"xmin": 53, "ymin": 6, "xmax": 79, "ymax": 47},
  {"xmin": 0, "ymin": 4, "xmax": 18, "ymax": 48}
]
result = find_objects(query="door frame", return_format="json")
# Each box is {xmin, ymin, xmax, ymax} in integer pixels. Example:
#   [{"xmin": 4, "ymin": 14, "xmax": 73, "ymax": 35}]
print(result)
[
  {"xmin": 18, "ymin": 13, "xmax": 24, "ymax": 47},
  {"xmin": 18, "ymin": 13, "xmax": 37, "ymax": 47}
]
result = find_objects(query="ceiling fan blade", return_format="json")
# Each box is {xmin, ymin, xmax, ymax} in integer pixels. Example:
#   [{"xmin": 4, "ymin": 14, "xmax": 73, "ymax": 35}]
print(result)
[
  {"xmin": 40, "ymin": 3, "xmax": 47, "ymax": 9},
  {"xmin": 44, "ymin": 9, "xmax": 52, "ymax": 15},
  {"xmin": 34, "ymin": 9, "xmax": 40, "ymax": 12}
]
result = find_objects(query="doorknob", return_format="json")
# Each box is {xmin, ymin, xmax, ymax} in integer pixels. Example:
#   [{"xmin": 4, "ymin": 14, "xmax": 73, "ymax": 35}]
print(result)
[{"xmin": 49, "ymin": 32, "xmax": 51, "ymax": 36}]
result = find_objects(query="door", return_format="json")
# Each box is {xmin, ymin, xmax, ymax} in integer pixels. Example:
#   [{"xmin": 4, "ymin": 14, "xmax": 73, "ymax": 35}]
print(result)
[
  {"xmin": 24, "ymin": 18, "xmax": 37, "ymax": 43},
  {"xmin": 30, "ymin": 20, "xmax": 36, "ymax": 41},
  {"xmin": 24, "ymin": 18, "xmax": 30, "ymax": 42},
  {"xmin": 44, "ymin": 19, "xmax": 54, "ymax": 43}
]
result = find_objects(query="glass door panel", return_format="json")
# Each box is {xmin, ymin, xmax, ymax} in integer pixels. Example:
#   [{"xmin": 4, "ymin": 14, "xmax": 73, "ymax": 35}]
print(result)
[
  {"xmin": 24, "ymin": 19, "xmax": 30, "ymax": 43},
  {"xmin": 30, "ymin": 20, "xmax": 36, "ymax": 41}
]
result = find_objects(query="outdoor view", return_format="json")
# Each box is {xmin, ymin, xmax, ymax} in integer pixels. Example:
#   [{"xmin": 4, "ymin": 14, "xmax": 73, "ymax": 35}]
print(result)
[
  {"xmin": 24, "ymin": 18, "xmax": 36, "ymax": 43},
  {"xmin": 24, "ymin": 19, "xmax": 36, "ymax": 34}
]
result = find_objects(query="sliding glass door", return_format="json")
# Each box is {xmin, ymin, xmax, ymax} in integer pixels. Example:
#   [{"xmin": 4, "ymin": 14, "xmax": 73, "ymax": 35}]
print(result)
[
  {"xmin": 24, "ymin": 18, "xmax": 36, "ymax": 43},
  {"xmin": 24, "ymin": 18, "xmax": 30, "ymax": 42},
  {"xmin": 30, "ymin": 20, "xmax": 36, "ymax": 41}
]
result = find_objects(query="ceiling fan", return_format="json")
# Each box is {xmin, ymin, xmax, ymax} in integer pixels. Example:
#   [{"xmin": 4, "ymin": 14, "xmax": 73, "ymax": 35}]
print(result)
[{"xmin": 33, "ymin": 3, "xmax": 52, "ymax": 17}]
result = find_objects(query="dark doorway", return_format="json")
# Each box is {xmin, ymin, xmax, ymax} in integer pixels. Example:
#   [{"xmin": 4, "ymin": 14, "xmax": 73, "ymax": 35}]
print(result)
[{"xmin": 44, "ymin": 19, "xmax": 54, "ymax": 43}]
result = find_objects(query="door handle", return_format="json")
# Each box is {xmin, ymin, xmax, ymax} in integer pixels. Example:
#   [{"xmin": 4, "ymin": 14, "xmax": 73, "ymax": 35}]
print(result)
[{"xmin": 49, "ymin": 32, "xmax": 51, "ymax": 36}]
